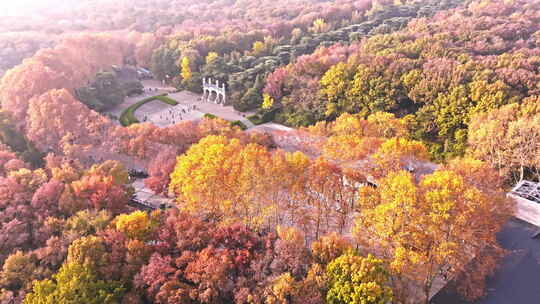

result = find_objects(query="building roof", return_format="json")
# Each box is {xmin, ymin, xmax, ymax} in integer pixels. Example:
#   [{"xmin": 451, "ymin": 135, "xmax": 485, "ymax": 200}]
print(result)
[
  {"xmin": 431, "ymin": 218, "xmax": 540, "ymax": 304},
  {"xmin": 510, "ymin": 180, "xmax": 540, "ymax": 204}
]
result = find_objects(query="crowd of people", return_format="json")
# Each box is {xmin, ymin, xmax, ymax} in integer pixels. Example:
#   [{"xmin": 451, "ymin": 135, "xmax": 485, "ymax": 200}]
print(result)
[{"xmin": 150, "ymin": 104, "xmax": 199, "ymax": 125}]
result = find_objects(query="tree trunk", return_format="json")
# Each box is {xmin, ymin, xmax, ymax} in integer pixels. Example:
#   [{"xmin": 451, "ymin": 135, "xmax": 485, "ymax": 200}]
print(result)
[{"xmin": 424, "ymin": 280, "xmax": 432, "ymax": 304}]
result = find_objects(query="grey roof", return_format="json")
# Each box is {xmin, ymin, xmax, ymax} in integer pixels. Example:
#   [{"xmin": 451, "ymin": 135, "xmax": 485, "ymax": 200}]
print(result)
[
  {"xmin": 431, "ymin": 218, "xmax": 540, "ymax": 304},
  {"xmin": 511, "ymin": 180, "xmax": 540, "ymax": 204}
]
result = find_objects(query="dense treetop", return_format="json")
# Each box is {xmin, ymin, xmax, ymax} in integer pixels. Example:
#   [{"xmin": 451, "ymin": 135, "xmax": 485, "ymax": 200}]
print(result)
[
  {"xmin": 0, "ymin": 0, "xmax": 534, "ymax": 303},
  {"xmin": 267, "ymin": 0, "xmax": 540, "ymax": 160}
]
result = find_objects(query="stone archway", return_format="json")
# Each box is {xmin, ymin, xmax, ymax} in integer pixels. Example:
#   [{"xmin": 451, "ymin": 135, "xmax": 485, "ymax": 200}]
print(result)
[{"xmin": 202, "ymin": 78, "xmax": 227, "ymax": 105}]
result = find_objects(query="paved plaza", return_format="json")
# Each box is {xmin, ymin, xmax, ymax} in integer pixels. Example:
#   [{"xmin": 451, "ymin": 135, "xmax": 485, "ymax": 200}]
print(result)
[
  {"xmin": 135, "ymin": 100, "xmax": 205, "ymax": 127},
  {"xmin": 106, "ymin": 81, "xmax": 292, "ymax": 130},
  {"xmin": 164, "ymin": 91, "xmax": 255, "ymax": 128},
  {"xmin": 123, "ymin": 89, "xmax": 256, "ymax": 128},
  {"xmin": 105, "ymin": 80, "xmax": 175, "ymax": 122}
]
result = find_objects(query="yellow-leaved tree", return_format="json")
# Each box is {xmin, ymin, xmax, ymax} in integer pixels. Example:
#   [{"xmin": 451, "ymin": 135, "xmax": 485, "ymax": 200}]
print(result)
[
  {"xmin": 24, "ymin": 262, "xmax": 125, "ymax": 304},
  {"xmin": 168, "ymin": 134, "xmax": 360, "ymax": 240},
  {"xmin": 468, "ymin": 100, "xmax": 540, "ymax": 183},
  {"xmin": 252, "ymin": 41, "xmax": 266, "ymax": 56},
  {"xmin": 323, "ymin": 135, "xmax": 383, "ymax": 162},
  {"xmin": 115, "ymin": 210, "xmax": 154, "ymax": 240},
  {"xmin": 370, "ymin": 137, "xmax": 430, "ymax": 179},
  {"xmin": 181, "ymin": 57, "xmax": 192, "ymax": 80},
  {"xmin": 262, "ymin": 93, "xmax": 274, "ymax": 109},
  {"xmin": 326, "ymin": 252, "xmax": 393, "ymax": 304},
  {"xmin": 320, "ymin": 63, "xmax": 353, "ymax": 118},
  {"xmin": 205, "ymin": 52, "xmax": 218, "ymax": 64},
  {"xmin": 169, "ymin": 135, "xmax": 275, "ymax": 227},
  {"xmin": 310, "ymin": 18, "xmax": 329, "ymax": 34},
  {"xmin": 354, "ymin": 167, "xmax": 513, "ymax": 303}
]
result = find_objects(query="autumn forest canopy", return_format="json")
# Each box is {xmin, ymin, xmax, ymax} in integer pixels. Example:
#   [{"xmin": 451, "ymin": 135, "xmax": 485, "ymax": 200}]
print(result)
[{"xmin": 0, "ymin": 0, "xmax": 538, "ymax": 303}]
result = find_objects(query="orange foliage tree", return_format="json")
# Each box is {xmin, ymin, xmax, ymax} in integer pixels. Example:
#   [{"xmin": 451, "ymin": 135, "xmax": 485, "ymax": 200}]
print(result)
[
  {"xmin": 26, "ymin": 89, "xmax": 111, "ymax": 154},
  {"xmin": 468, "ymin": 101, "xmax": 540, "ymax": 183},
  {"xmin": 169, "ymin": 135, "xmax": 276, "ymax": 227},
  {"xmin": 354, "ymin": 166, "xmax": 513, "ymax": 303},
  {"xmin": 0, "ymin": 34, "xmax": 128, "ymax": 128},
  {"xmin": 169, "ymin": 134, "xmax": 359, "ymax": 240}
]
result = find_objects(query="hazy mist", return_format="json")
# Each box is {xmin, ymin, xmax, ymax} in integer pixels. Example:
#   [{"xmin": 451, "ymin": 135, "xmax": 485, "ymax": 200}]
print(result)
[{"xmin": 0, "ymin": 0, "xmax": 73, "ymax": 17}]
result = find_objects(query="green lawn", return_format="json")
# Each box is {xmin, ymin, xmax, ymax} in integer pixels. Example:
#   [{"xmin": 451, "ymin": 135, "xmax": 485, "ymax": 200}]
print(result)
[
  {"xmin": 204, "ymin": 113, "xmax": 248, "ymax": 130},
  {"xmin": 119, "ymin": 95, "xmax": 178, "ymax": 126},
  {"xmin": 247, "ymin": 108, "xmax": 279, "ymax": 125}
]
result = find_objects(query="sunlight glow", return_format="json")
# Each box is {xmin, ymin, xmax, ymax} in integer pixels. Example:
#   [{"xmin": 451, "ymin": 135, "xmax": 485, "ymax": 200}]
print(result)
[{"xmin": 0, "ymin": 0, "xmax": 61, "ymax": 17}]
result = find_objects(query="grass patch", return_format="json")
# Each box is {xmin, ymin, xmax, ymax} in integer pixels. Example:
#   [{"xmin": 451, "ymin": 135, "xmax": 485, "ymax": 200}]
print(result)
[
  {"xmin": 231, "ymin": 120, "xmax": 248, "ymax": 130},
  {"xmin": 119, "ymin": 94, "xmax": 178, "ymax": 127},
  {"xmin": 155, "ymin": 95, "xmax": 179, "ymax": 105},
  {"xmin": 204, "ymin": 113, "xmax": 248, "ymax": 130},
  {"xmin": 247, "ymin": 108, "xmax": 279, "ymax": 125},
  {"xmin": 247, "ymin": 114, "xmax": 263, "ymax": 125},
  {"xmin": 203, "ymin": 113, "xmax": 218, "ymax": 119}
]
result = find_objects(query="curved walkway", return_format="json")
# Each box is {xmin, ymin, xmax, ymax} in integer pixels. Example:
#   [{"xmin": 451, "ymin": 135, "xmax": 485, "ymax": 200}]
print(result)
[{"xmin": 119, "ymin": 95, "xmax": 178, "ymax": 126}]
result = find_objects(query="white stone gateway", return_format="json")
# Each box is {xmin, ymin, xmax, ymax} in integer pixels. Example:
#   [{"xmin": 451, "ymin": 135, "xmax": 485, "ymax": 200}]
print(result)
[{"xmin": 202, "ymin": 78, "xmax": 227, "ymax": 105}]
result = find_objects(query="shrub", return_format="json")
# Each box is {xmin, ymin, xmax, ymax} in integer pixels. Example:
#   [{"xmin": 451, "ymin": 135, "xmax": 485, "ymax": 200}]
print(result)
[
  {"xmin": 203, "ymin": 113, "xmax": 218, "ymax": 119},
  {"xmin": 231, "ymin": 120, "xmax": 248, "ymax": 130},
  {"xmin": 247, "ymin": 114, "xmax": 262, "ymax": 125},
  {"xmin": 204, "ymin": 114, "xmax": 248, "ymax": 130},
  {"xmin": 260, "ymin": 108, "xmax": 278, "ymax": 122},
  {"xmin": 154, "ymin": 95, "xmax": 178, "ymax": 105},
  {"xmin": 247, "ymin": 108, "xmax": 279, "ymax": 125}
]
